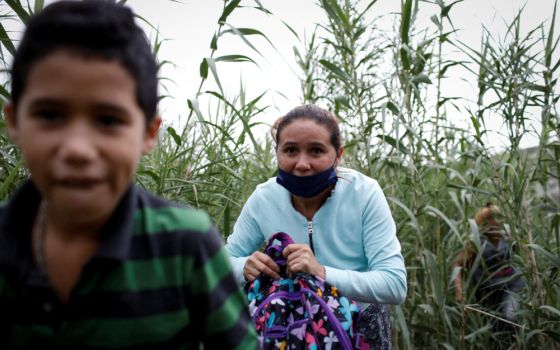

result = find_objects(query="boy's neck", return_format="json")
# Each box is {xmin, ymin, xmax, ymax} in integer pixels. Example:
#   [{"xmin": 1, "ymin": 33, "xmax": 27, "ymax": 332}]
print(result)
[
  {"xmin": 43, "ymin": 202, "xmax": 108, "ymax": 240},
  {"xmin": 34, "ymin": 202, "xmax": 102, "ymax": 303}
]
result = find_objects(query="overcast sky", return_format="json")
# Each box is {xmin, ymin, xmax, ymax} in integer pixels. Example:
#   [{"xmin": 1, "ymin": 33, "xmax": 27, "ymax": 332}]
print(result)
[
  {"xmin": 124, "ymin": 1, "xmax": 557, "ymax": 150},
  {"xmin": 7, "ymin": 0, "xmax": 555, "ymax": 149}
]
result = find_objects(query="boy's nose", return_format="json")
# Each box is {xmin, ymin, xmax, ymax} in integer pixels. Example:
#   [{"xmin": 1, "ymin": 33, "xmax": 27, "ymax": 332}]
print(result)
[{"xmin": 58, "ymin": 127, "xmax": 97, "ymax": 165}]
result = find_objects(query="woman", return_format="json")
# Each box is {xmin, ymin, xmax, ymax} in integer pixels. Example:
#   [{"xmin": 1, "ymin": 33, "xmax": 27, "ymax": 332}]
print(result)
[{"xmin": 226, "ymin": 104, "xmax": 407, "ymax": 349}]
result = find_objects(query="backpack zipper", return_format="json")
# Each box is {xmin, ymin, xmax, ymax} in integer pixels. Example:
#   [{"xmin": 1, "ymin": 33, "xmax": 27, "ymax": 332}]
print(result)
[{"xmin": 307, "ymin": 220, "xmax": 315, "ymax": 253}]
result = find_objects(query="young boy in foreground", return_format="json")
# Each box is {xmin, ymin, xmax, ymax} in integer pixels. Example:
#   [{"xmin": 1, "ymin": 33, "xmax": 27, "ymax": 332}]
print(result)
[{"xmin": 0, "ymin": 1, "xmax": 257, "ymax": 348}]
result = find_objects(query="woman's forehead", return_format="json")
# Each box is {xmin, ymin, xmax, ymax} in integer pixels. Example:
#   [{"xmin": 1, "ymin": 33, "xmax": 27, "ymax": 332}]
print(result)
[{"xmin": 278, "ymin": 120, "xmax": 331, "ymax": 142}]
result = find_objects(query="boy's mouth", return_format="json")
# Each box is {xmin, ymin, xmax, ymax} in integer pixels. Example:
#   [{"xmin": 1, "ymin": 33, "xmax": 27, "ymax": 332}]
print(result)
[{"xmin": 57, "ymin": 178, "xmax": 102, "ymax": 188}]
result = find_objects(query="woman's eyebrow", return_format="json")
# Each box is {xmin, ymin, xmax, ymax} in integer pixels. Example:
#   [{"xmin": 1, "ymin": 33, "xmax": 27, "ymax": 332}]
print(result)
[{"xmin": 307, "ymin": 142, "xmax": 328, "ymax": 147}]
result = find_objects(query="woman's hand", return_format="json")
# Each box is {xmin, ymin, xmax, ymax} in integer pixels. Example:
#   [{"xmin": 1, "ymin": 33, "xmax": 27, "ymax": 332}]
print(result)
[
  {"xmin": 243, "ymin": 251, "xmax": 281, "ymax": 282},
  {"xmin": 283, "ymin": 243, "xmax": 326, "ymax": 279}
]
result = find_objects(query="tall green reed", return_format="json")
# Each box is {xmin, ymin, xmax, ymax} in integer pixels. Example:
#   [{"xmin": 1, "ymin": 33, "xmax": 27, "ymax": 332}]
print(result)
[
  {"xmin": 138, "ymin": 0, "xmax": 280, "ymax": 236},
  {"xmin": 295, "ymin": 0, "xmax": 559, "ymax": 348},
  {"xmin": 0, "ymin": 0, "xmax": 45, "ymax": 199}
]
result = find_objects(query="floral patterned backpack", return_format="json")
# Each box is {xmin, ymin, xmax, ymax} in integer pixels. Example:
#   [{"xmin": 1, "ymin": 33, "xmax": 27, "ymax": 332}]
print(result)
[{"xmin": 245, "ymin": 232, "xmax": 370, "ymax": 350}]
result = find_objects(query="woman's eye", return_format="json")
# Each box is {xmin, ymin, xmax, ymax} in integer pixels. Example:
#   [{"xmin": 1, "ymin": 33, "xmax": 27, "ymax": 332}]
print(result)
[
  {"xmin": 311, "ymin": 148, "xmax": 324, "ymax": 155},
  {"xmin": 285, "ymin": 147, "xmax": 297, "ymax": 154}
]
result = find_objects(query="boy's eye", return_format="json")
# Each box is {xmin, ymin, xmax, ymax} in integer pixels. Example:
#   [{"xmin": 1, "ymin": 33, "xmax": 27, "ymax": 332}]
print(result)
[
  {"xmin": 97, "ymin": 115, "xmax": 125, "ymax": 127},
  {"xmin": 34, "ymin": 109, "xmax": 62, "ymax": 123}
]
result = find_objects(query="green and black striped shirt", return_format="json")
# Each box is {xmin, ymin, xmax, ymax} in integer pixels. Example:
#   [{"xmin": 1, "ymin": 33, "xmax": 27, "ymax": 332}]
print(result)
[{"xmin": 0, "ymin": 181, "xmax": 258, "ymax": 349}]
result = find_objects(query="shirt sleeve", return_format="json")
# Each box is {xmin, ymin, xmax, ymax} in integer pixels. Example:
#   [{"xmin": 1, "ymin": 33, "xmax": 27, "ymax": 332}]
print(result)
[
  {"xmin": 225, "ymin": 190, "xmax": 267, "ymax": 285},
  {"xmin": 324, "ymin": 180, "xmax": 407, "ymax": 304},
  {"xmin": 194, "ymin": 226, "xmax": 259, "ymax": 349}
]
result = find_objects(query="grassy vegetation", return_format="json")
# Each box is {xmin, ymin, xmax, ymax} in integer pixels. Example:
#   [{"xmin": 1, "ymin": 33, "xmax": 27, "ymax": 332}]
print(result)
[{"xmin": 1, "ymin": 0, "xmax": 559, "ymax": 348}]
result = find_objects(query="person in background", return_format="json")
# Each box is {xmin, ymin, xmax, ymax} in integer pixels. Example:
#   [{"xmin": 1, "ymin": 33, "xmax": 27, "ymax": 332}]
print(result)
[
  {"xmin": 453, "ymin": 202, "xmax": 524, "ymax": 344},
  {"xmin": 226, "ymin": 104, "xmax": 407, "ymax": 349},
  {"xmin": 0, "ymin": 1, "xmax": 257, "ymax": 348}
]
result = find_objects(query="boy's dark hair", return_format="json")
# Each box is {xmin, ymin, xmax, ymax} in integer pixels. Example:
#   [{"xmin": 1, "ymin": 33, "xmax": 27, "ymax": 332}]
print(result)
[{"xmin": 10, "ymin": 0, "xmax": 159, "ymax": 121}]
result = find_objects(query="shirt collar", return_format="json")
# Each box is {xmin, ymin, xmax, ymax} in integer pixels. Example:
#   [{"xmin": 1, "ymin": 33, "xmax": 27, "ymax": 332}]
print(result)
[
  {"xmin": 0, "ymin": 180, "xmax": 41, "ymax": 272},
  {"xmin": 94, "ymin": 183, "xmax": 136, "ymax": 261},
  {"xmin": 0, "ymin": 180, "xmax": 137, "ymax": 272}
]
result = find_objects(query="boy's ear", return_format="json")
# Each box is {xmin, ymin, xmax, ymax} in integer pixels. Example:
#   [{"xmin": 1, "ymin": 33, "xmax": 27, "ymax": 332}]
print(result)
[
  {"xmin": 3, "ymin": 103, "xmax": 19, "ymax": 145},
  {"xmin": 142, "ymin": 115, "xmax": 162, "ymax": 155}
]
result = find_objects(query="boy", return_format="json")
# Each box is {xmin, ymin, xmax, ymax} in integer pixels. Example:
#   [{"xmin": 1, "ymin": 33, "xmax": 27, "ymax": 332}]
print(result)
[{"xmin": 0, "ymin": 1, "xmax": 257, "ymax": 348}]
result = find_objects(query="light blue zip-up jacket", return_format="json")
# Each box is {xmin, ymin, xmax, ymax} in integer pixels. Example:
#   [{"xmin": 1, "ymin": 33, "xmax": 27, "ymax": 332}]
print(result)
[{"xmin": 225, "ymin": 167, "xmax": 407, "ymax": 304}]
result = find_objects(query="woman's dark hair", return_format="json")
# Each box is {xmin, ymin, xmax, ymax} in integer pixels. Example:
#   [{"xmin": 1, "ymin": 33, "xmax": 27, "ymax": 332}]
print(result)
[
  {"xmin": 10, "ymin": 0, "xmax": 159, "ymax": 121},
  {"xmin": 271, "ymin": 104, "xmax": 342, "ymax": 151}
]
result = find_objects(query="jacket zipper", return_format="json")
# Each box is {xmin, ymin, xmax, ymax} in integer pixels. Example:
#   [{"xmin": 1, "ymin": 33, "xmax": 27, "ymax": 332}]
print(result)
[{"xmin": 307, "ymin": 220, "xmax": 315, "ymax": 253}]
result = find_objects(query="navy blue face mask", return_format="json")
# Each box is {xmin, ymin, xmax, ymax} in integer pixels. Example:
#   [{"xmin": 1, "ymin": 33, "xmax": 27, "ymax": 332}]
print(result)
[{"xmin": 276, "ymin": 165, "xmax": 338, "ymax": 198}]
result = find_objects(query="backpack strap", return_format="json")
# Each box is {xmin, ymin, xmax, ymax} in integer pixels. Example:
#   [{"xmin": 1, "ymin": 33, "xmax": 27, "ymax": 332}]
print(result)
[{"xmin": 265, "ymin": 232, "xmax": 294, "ymax": 268}]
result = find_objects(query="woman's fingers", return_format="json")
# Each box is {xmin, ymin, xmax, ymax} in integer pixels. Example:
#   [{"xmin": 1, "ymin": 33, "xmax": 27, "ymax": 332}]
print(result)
[
  {"xmin": 244, "ymin": 244, "xmax": 326, "ymax": 282},
  {"xmin": 243, "ymin": 251, "xmax": 281, "ymax": 282},
  {"xmin": 282, "ymin": 243, "xmax": 312, "ymax": 258},
  {"xmin": 282, "ymin": 244, "xmax": 324, "ymax": 278}
]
